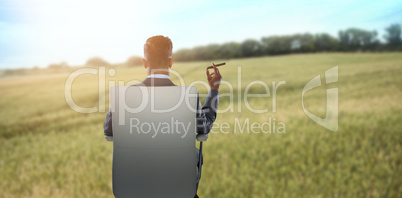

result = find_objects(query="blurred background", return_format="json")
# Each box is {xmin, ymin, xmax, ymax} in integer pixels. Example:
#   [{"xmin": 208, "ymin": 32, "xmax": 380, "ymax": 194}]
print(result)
[{"xmin": 0, "ymin": 0, "xmax": 401, "ymax": 197}]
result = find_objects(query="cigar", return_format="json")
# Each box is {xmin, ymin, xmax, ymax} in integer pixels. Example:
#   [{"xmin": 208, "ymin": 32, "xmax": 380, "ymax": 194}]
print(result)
[{"xmin": 207, "ymin": 62, "xmax": 225, "ymax": 69}]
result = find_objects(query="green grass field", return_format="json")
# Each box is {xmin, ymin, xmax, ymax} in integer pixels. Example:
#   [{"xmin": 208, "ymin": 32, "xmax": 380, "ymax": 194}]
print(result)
[{"xmin": 1, "ymin": 53, "xmax": 401, "ymax": 197}]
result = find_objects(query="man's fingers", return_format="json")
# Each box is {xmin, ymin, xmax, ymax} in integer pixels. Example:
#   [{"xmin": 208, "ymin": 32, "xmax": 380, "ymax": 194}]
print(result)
[
  {"xmin": 207, "ymin": 62, "xmax": 222, "ymax": 89},
  {"xmin": 212, "ymin": 62, "xmax": 219, "ymax": 74},
  {"xmin": 215, "ymin": 69, "xmax": 220, "ymax": 77},
  {"xmin": 206, "ymin": 69, "xmax": 211, "ymax": 80},
  {"xmin": 212, "ymin": 63, "xmax": 222, "ymax": 79}
]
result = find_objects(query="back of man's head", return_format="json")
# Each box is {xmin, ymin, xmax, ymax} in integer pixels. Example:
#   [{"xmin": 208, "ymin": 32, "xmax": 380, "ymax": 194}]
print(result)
[{"xmin": 144, "ymin": 35, "xmax": 173, "ymax": 69}]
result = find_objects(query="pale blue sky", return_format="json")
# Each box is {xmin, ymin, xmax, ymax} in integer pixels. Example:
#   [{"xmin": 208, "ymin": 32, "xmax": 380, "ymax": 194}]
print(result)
[{"xmin": 0, "ymin": 0, "xmax": 401, "ymax": 69}]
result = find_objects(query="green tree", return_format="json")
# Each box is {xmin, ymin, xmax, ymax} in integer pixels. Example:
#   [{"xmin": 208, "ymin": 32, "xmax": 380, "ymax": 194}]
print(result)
[
  {"xmin": 261, "ymin": 36, "xmax": 292, "ymax": 55},
  {"xmin": 384, "ymin": 24, "xmax": 401, "ymax": 48},
  {"xmin": 314, "ymin": 33, "xmax": 339, "ymax": 51},
  {"xmin": 338, "ymin": 28, "xmax": 378, "ymax": 51},
  {"xmin": 203, "ymin": 44, "xmax": 222, "ymax": 60},
  {"xmin": 293, "ymin": 33, "xmax": 315, "ymax": 52},
  {"xmin": 218, "ymin": 42, "xmax": 241, "ymax": 59},
  {"xmin": 240, "ymin": 39, "xmax": 263, "ymax": 57},
  {"xmin": 173, "ymin": 48, "xmax": 193, "ymax": 61},
  {"xmin": 86, "ymin": 57, "xmax": 109, "ymax": 67}
]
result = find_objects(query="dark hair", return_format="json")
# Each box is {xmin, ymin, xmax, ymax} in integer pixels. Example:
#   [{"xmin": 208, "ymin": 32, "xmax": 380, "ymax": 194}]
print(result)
[{"xmin": 144, "ymin": 35, "xmax": 173, "ymax": 68}]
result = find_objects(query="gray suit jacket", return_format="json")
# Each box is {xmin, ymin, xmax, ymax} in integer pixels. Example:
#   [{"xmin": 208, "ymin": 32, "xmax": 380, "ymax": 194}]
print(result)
[{"xmin": 103, "ymin": 77, "xmax": 219, "ymax": 136}]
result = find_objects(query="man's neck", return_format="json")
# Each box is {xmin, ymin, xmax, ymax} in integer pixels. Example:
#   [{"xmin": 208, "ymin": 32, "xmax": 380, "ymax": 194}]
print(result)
[
  {"xmin": 147, "ymin": 73, "xmax": 170, "ymax": 79},
  {"xmin": 146, "ymin": 68, "xmax": 170, "ymax": 77}
]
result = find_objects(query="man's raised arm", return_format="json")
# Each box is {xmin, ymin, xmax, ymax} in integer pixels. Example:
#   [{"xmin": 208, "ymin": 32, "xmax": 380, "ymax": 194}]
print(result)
[{"xmin": 196, "ymin": 63, "xmax": 222, "ymax": 134}]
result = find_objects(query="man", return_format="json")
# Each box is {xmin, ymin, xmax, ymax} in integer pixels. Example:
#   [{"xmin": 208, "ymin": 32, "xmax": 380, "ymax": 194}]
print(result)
[{"xmin": 103, "ymin": 35, "xmax": 222, "ymax": 197}]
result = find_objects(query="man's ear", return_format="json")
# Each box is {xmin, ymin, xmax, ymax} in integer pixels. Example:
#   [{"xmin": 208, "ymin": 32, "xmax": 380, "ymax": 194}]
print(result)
[
  {"xmin": 142, "ymin": 58, "xmax": 147, "ymax": 69},
  {"xmin": 169, "ymin": 58, "xmax": 173, "ymax": 69}
]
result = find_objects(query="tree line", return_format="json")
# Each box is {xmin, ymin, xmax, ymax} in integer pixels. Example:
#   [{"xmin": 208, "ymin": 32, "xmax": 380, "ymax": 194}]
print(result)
[
  {"xmin": 3, "ymin": 23, "xmax": 401, "ymax": 75},
  {"xmin": 173, "ymin": 24, "xmax": 402, "ymax": 61}
]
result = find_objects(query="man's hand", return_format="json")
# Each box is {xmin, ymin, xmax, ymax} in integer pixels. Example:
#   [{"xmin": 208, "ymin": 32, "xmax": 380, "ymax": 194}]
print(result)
[{"xmin": 206, "ymin": 63, "xmax": 223, "ymax": 91}]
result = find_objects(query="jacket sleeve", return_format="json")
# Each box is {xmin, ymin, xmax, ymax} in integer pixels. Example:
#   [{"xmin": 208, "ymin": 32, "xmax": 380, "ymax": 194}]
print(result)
[
  {"xmin": 104, "ymin": 108, "xmax": 113, "ymax": 136},
  {"xmin": 196, "ymin": 89, "xmax": 220, "ymax": 134}
]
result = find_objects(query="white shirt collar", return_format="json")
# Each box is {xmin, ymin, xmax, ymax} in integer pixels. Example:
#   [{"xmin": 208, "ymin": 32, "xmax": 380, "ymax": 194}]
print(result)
[{"xmin": 147, "ymin": 74, "xmax": 170, "ymax": 79}]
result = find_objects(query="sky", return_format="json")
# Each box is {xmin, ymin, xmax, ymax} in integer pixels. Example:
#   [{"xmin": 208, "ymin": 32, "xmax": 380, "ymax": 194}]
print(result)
[{"xmin": 0, "ymin": 0, "xmax": 401, "ymax": 69}]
